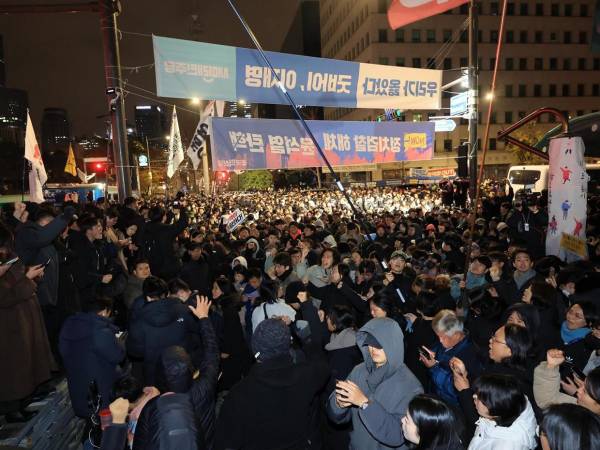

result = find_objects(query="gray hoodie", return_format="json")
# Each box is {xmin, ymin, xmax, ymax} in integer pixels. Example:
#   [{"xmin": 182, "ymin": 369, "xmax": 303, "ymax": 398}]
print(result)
[{"xmin": 327, "ymin": 318, "xmax": 423, "ymax": 450}]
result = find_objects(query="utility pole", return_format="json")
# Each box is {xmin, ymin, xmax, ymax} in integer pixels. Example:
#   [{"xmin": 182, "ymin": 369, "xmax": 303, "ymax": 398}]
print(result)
[
  {"xmin": 0, "ymin": 1, "xmax": 132, "ymax": 200},
  {"xmin": 468, "ymin": 0, "xmax": 479, "ymax": 200},
  {"xmin": 99, "ymin": 0, "xmax": 131, "ymax": 200}
]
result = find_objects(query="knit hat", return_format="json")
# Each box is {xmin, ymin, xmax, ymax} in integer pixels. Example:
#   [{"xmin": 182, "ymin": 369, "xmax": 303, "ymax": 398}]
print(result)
[
  {"xmin": 252, "ymin": 318, "xmax": 291, "ymax": 362},
  {"xmin": 390, "ymin": 250, "xmax": 409, "ymax": 261}
]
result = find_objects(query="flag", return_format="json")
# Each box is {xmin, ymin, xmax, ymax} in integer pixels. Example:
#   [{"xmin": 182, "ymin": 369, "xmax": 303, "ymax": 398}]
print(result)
[
  {"xmin": 24, "ymin": 111, "xmax": 47, "ymax": 203},
  {"xmin": 77, "ymin": 168, "xmax": 95, "ymax": 183},
  {"xmin": 387, "ymin": 0, "xmax": 469, "ymax": 30},
  {"xmin": 64, "ymin": 144, "xmax": 77, "ymax": 176},
  {"xmin": 167, "ymin": 106, "xmax": 185, "ymax": 178},
  {"xmin": 187, "ymin": 101, "xmax": 215, "ymax": 170}
]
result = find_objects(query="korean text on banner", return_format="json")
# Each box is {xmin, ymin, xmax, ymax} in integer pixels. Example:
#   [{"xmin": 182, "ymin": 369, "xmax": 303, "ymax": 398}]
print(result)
[
  {"xmin": 226, "ymin": 209, "xmax": 246, "ymax": 233},
  {"xmin": 25, "ymin": 112, "xmax": 47, "ymax": 203},
  {"xmin": 210, "ymin": 118, "xmax": 434, "ymax": 171},
  {"xmin": 546, "ymin": 136, "xmax": 588, "ymax": 262},
  {"xmin": 388, "ymin": 0, "xmax": 470, "ymax": 30},
  {"xmin": 153, "ymin": 35, "xmax": 442, "ymax": 111}
]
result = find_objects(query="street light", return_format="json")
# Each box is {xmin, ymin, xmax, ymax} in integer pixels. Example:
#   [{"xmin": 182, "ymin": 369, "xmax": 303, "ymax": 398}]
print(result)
[
  {"xmin": 191, "ymin": 97, "xmax": 200, "ymax": 105},
  {"xmin": 485, "ymin": 91, "xmax": 494, "ymax": 101},
  {"xmin": 238, "ymin": 99, "xmax": 246, "ymax": 105}
]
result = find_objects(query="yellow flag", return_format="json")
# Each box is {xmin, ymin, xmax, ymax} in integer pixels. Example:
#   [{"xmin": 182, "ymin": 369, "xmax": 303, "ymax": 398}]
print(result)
[{"xmin": 64, "ymin": 144, "xmax": 77, "ymax": 176}]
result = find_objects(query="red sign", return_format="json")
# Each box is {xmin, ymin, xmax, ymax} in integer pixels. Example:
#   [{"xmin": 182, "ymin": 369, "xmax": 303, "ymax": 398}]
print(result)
[{"xmin": 387, "ymin": 0, "xmax": 470, "ymax": 30}]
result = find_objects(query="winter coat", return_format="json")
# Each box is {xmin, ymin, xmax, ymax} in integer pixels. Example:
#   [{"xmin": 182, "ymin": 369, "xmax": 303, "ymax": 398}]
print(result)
[
  {"xmin": 133, "ymin": 317, "xmax": 219, "ymax": 449},
  {"xmin": 467, "ymin": 399, "xmax": 537, "ymax": 450},
  {"xmin": 68, "ymin": 232, "xmax": 107, "ymax": 306},
  {"xmin": 320, "ymin": 278, "xmax": 370, "ymax": 325},
  {"xmin": 59, "ymin": 312, "xmax": 125, "ymax": 417},
  {"xmin": 382, "ymin": 271, "xmax": 415, "ymax": 313},
  {"xmin": 429, "ymin": 335, "xmax": 483, "ymax": 407},
  {"xmin": 123, "ymin": 275, "xmax": 145, "ymax": 310},
  {"xmin": 328, "ymin": 318, "xmax": 423, "ymax": 450},
  {"xmin": 214, "ymin": 306, "xmax": 330, "ymax": 450},
  {"xmin": 0, "ymin": 262, "xmax": 54, "ymax": 402},
  {"xmin": 117, "ymin": 207, "xmax": 146, "ymax": 247},
  {"xmin": 15, "ymin": 214, "xmax": 70, "ymax": 306},
  {"xmin": 533, "ymin": 362, "xmax": 577, "ymax": 409},
  {"xmin": 180, "ymin": 257, "xmax": 211, "ymax": 297},
  {"xmin": 143, "ymin": 211, "xmax": 188, "ymax": 280},
  {"xmin": 404, "ymin": 317, "xmax": 438, "ymax": 387},
  {"xmin": 127, "ymin": 297, "xmax": 199, "ymax": 385}
]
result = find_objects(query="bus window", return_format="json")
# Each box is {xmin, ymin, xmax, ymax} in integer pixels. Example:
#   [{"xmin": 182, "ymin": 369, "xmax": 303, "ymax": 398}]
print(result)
[{"xmin": 508, "ymin": 170, "xmax": 541, "ymax": 186}]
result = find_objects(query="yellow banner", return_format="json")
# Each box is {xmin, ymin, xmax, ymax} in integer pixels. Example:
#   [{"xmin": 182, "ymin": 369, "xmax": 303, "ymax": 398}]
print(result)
[
  {"xmin": 560, "ymin": 233, "xmax": 588, "ymax": 258},
  {"xmin": 64, "ymin": 144, "xmax": 77, "ymax": 177}
]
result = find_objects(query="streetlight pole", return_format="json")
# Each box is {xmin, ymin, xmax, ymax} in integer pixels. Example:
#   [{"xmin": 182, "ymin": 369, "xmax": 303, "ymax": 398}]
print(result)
[
  {"xmin": 468, "ymin": 0, "xmax": 479, "ymax": 200},
  {"xmin": 145, "ymin": 136, "xmax": 153, "ymax": 195}
]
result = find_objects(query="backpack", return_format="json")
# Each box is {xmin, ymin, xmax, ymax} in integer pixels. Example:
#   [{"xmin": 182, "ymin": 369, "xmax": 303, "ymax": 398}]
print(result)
[{"xmin": 154, "ymin": 393, "xmax": 204, "ymax": 450}]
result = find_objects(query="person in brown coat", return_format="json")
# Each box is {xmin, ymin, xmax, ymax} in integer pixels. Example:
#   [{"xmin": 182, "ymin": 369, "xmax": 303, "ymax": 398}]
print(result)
[{"xmin": 0, "ymin": 223, "xmax": 54, "ymax": 421}]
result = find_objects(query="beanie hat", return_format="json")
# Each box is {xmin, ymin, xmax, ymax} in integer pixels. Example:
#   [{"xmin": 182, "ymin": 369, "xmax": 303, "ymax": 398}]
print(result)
[{"xmin": 252, "ymin": 318, "xmax": 291, "ymax": 362}]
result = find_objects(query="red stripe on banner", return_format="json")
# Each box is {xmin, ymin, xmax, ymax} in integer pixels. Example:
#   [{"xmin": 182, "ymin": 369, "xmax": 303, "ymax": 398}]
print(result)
[{"xmin": 387, "ymin": 0, "xmax": 470, "ymax": 30}]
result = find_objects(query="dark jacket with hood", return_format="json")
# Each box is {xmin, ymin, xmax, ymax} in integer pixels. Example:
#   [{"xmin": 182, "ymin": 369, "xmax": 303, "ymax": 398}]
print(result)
[
  {"xmin": 328, "ymin": 318, "xmax": 423, "ymax": 450},
  {"xmin": 214, "ymin": 303, "xmax": 330, "ymax": 450},
  {"xmin": 59, "ymin": 312, "xmax": 125, "ymax": 417},
  {"xmin": 15, "ymin": 211, "xmax": 71, "ymax": 306},
  {"xmin": 127, "ymin": 297, "xmax": 199, "ymax": 385},
  {"xmin": 132, "ymin": 317, "xmax": 219, "ymax": 450}
]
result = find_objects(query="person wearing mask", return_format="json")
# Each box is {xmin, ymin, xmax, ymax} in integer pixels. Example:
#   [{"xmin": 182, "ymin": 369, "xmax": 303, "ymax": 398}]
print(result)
[
  {"xmin": 0, "ymin": 224, "xmax": 51, "ymax": 422},
  {"xmin": 533, "ymin": 349, "xmax": 600, "ymax": 415},
  {"xmin": 420, "ymin": 310, "xmax": 482, "ymax": 407},
  {"xmin": 328, "ymin": 317, "xmax": 423, "ymax": 450},
  {"xmin": 143, "ymin": 204, "xmax": 188, "ymax": 281},
  {"xmin": 126, "ymin": 276, "xmax": 199, "ymax": 385},
  {"xmin": 466, "ymin": 374, "xmax": 537, "ymax": 450},
  {"xmin": 215, "ymin": 317, "xmax": 329, "ymax": 450},
  {"xmin": 123, "ymin": 259, "xmax": 151, "ymax": 310},
  {"xmin": 401, "ymin": 394, "xmax": 465, "ymax": 450},
  {"xmin": 133, "ymin": 297, "xmax": 219, "ymax": 450},
  {"xmin": 538, "ymin": 403, "xmax": 600, "ymax": 450},
  {"xmin": 59, "ymin": 296, "xmax": 125, "ymax": 422}
]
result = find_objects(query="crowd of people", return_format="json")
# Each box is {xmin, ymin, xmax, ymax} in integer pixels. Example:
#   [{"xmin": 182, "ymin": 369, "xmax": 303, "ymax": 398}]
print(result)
[{"xmin": 1, "ymin": 183, "xmax": 600, "ymax": 450}]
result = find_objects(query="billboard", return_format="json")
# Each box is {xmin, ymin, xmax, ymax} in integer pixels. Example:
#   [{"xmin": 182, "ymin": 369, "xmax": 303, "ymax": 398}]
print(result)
[
  {"xmin": 210, "ymin": 118, "xmax": 434, "ymax": 171},
  {"xmin": 153, "ymin": 35, "xmax": 442, "ymax": 110}
]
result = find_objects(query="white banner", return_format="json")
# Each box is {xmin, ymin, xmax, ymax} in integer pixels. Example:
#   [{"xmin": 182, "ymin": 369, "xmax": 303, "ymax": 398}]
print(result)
[
  {"xmin": 167, "ymin": 106, "xmax": 185, "ymax": 178},
  {"xmin": 187, "ymin": 101, "xmax": 214, "ymax": 170},
  {"xmin": 546, "ymin": 136, "xmax": 588, "ymax": 261},
  {"xmin": 226, "ymin": 208, "xmax": 246, "ymax": 233}
]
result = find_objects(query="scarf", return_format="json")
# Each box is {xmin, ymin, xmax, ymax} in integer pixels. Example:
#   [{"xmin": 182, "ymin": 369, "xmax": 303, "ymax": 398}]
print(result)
[
  {"xmin": 561, "ymin": 321, "xmax": 590, "ymax": 345},
  {"xmin": 514, "ymin": 269, "xmax": 536, "ymax": 290}
]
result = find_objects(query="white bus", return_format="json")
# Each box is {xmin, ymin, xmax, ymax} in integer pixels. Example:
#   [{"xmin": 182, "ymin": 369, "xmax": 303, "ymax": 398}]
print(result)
[{"xmin": 507, "ymin": 164, "xmax": 600, "ymax": 194}]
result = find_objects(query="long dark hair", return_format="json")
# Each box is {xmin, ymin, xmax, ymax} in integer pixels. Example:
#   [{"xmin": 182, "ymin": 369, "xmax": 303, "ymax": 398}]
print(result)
[
  {"xmin": 473, "ymin": 374, "xmax": 526, "ymax": 427},
  {"xmin": 407, "ymin": 394, "xmax": 464, "ymax": 450},
  {"xmin": 326, "ymin": 305, "xmax": 357, "ymax": 332},
  {"xmin": 213, "ymin": 276, "xmax": 241, "ymax": 309},
  {"xmin": 501, "ymin": 323, "xmax": 532, "ymax": 370},
  {"xmin": 540, "ymin": 404, "xmax": 600, "ymax": 450}
]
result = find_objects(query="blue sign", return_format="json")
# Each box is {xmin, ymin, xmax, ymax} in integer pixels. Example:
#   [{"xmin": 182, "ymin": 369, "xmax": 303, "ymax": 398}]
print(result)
[
  {"xmin": 153, "ymin": 35, "xmax": 442, "ymax": 110},
  {"xmin": 431, "ymin": 119, "xmax": 457, "ymax": 132},
  {"xmin": 450, "ymin": 91, "xmax": 469, "ymax": 116},
  {"xmin": 210, "ymin": 118, "xmax": 434, "ymax": 171},
  {"xmin": 138, "ymin": 155, "xmax": 148, "ymax": 167}
]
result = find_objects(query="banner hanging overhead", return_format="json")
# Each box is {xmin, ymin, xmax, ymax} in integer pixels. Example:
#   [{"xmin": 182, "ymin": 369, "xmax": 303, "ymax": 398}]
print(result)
[
  {"xmin": 388, "ymin": 0, "xmax": 470, "ymax": 30},
  {"xmin": 546, "ymin": 136, "xmax": 588, "ymax": 262},
  {"xmin": 153, "ymin": 35, "xmax": 442, "ymax": 110},
  {"xmin": 210, "ymin": 118, "xmax": 434, "ymax": 171}
]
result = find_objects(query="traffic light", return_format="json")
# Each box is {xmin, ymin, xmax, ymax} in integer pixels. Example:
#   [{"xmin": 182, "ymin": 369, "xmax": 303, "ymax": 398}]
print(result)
[{"xmin": 215, "ymin": 171, "xmax": 230, "ymax": 183}]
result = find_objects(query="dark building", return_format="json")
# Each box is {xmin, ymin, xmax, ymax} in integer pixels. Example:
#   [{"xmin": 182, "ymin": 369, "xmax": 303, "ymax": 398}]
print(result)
[
  {"xmin": 0, "ymin": 34, "xmax": 5, "ymax": 88},
  {"xmin": 41, "ymin": 107, "xmax": 71, "ymax": 155},
  {"xmin": 134, "ymin": 105, "xmax": 167, "ymax": 140},
  {"xmin": 0, "ymin": 87, "xmax": 28, "ymax": 144}
]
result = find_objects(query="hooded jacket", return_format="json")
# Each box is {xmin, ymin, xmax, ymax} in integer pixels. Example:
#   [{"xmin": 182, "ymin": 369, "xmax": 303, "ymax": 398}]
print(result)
[
  {"xmin": 127, "ymin": 297, "xmax": 199, "ymax": 385},
  {"xmin": 467, "ymin": 399, "xmax": 537, "ymax": 450},
  {"xmin": 59, "ymin": 312, "xmax": 125, "ymax": 417},
  {"xmin": 328, "ymin": 318, "xmax": 423, "ymax": 450}
]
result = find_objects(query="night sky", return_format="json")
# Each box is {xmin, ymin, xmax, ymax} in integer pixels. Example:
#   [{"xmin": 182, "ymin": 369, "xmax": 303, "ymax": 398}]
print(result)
[{"xmin": 0, "ymin": 0, "xmax": 300, "ymax": 137}]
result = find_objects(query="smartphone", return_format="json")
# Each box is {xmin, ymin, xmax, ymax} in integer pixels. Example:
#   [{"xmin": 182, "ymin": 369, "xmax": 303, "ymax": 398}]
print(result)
[
  {"xmin": 42, "ymin": 257, "xmax": 52, "ymax": 268},
  {"xmin": 419, "ymin": 348, "xmax": 431, "ymax": 360},
  {"xmin": 0, "ymin": 256, "xmax": 19, "ymax": 266}
]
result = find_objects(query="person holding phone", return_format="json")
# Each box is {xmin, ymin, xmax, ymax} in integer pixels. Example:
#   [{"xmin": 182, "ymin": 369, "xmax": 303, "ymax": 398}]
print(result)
[{"xmin": 0, "ymin": 223, "xmax": 53, "ymax": 422}]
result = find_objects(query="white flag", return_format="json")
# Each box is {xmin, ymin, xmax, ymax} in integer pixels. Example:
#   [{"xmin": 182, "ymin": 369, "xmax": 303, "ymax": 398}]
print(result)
[
  {"xmin": 77, "ymin": 168, "xmax": 96, "ymax": 183},
  {"xmin": 24, "ymin": 111, "xmax": 48, "ymax": 203},
  {"xmin": 187, "ymin": 101, "xmax": 215, "ymax": 170},
  {"xmin": 167, "ymin": 106, "xmax": 185, "ymax": 178}
]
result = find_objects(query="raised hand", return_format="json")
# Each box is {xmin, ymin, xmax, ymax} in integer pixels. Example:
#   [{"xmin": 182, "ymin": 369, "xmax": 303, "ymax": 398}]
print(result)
[{"xmin": 188, "ymin": 295, "xmax": 212, "ymax": 319}]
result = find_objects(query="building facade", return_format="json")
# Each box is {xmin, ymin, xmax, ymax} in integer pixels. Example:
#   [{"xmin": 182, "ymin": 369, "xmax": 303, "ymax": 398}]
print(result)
[
  {"xmin": 319, "ymin": 0, "xmax": 600, "ymax": 181},
  {"xmin": 134, "ymin": 104, "xmax": 167, "ymax": 140},
  {"xmin": 41, "ymin": 107, "xmax": 71, "ymax": 155}
]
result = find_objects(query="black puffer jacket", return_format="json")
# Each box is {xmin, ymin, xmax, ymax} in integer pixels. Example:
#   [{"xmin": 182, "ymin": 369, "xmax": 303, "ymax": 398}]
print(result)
[
  {"xmin": 143, "ymin": 211, "xmax": 188, "ymax": 280},
  {"xmin": 133, "ymin": 318, "xmax": 219, "ymax": 450}
]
